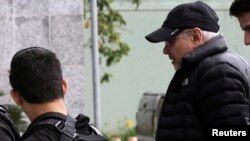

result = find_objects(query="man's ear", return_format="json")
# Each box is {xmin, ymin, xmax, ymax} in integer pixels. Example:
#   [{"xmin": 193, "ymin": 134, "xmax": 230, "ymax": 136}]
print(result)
[
  {"xmin": 10, "ymin": 90, "xmax": 23, "ymax": 106},
  {"xmin": 191, "ymin": 28, "xmax": 203, "ymax": 47},
  {"xmin": 62, "ymin": 79, "xmax": 68, "ymax": 97}
]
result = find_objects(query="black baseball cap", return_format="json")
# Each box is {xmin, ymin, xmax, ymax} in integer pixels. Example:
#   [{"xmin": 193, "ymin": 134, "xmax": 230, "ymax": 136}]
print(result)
[{"xmin": 145, "ymin": 1, "xmax": 220, "ymax": 43}]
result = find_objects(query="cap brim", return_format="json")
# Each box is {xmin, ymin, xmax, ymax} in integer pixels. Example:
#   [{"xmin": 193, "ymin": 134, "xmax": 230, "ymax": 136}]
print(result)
[{"xmin": 145, "ymin": 27, "xmax": 174, "ymax": 43}]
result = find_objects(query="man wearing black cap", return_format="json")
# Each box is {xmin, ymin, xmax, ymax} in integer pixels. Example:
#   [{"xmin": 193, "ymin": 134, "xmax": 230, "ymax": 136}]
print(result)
[
  {"xmin": 146, "ymin": 1, "xmax": 250, "ymax": 140},
  {"xmin": 230, "ymin": 0, "xmax": 250, "ymax": 45}
]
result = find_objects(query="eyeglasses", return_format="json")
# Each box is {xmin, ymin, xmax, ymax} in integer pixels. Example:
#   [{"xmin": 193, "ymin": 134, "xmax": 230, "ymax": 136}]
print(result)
[{"xmin": 165, "ymin": 29, "xmax": 193, "ymax": 47}]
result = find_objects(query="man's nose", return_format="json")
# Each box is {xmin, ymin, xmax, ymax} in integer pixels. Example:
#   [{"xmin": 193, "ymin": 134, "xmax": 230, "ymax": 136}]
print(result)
[
  {"xmin": 163, "ymin": 46, "xmax": 169, "ymax": 54},
  {"xmin": 244, "ymin": 32, "xmax": 250, "ymax": 45}
]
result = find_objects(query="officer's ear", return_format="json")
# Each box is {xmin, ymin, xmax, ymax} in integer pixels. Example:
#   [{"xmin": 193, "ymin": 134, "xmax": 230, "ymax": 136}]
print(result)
[
  {"xmin": 10, "ymin": 90, "xmax": 24, "ymax": 106},
  {"xmin": 62, "ymin": 79, "xmax": 68, "ymax": 97}
]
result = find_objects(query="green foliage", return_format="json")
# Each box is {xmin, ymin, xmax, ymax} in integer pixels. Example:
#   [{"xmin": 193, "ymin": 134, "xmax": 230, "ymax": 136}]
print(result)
[
  {"xmin": 3, "ymin": 104, "xmax": 28, "ymax": 133},
  {"xmin": 84, "ymin": 0, "xmax": 141, "ymax": 83},
  {"xmin": 100, "ymin": 72, "xmax": 112, "ymax": 84},
  {"xmin": 132, "ymin": 0, "xmax": 141, "ymax": 9},
  {"xmin": 0, "ymin": 91, "xmax": 28, "ymax": 133},
  {"xmin": 0, "ymin": 91, "xmax": 5, "ymax": 97},
  {"xmin": 102, "ymin": 118, "xmax": 137, "ymax": 141}
]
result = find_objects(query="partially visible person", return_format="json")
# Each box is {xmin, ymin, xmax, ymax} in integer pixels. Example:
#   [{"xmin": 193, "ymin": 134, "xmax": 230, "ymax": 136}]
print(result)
[
  {"xmin": 9, "ymin": 47, "xmax": 106, "ymax": 141},
  {"xmin": 230, "ymin": 0, "xmax": 250, "ymax": 45},
  {"xmin": 145, "ymin": 1, "xmax": 250, "ymax": 141},
  {"xmin": 0, "ymin": 105, "xmax": 20, "ymax": 141}
]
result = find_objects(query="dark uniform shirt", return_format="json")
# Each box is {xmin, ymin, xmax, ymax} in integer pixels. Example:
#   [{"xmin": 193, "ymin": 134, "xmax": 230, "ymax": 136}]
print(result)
[{"xmin": 21, "ymin": 112, "xmax": 92, "ymax": 141}]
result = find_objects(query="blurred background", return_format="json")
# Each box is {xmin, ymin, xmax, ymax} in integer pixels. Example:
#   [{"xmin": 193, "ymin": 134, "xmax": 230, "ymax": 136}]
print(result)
[{"xmin": 0, "ymin": 0, "xmax": 248, "ymax": 140}]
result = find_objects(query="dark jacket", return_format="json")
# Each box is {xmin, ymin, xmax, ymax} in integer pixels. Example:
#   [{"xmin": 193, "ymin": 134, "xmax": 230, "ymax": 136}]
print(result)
[
  {"xmin": 0, "ymin": 105, "xmax": 20, "ymax": 141},
  {"xmin": 0, "ymin": 119, "xmax": 18, "ymax": 141},
  {"xmin": 156, "ymin": 35, "xmax": 250, "ymax": 141},
  {"xmin": 21, "ymin": 112, "xmax": 93, "ymax": 141}
]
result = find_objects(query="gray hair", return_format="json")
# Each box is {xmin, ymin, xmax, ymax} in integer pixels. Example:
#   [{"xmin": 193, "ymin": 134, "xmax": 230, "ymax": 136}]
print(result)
[
  {"xmin": 179, "ymin": 28, "xmax": 219, "ymax": 42},
  {"xmin": 202, "ymin": 30, "xmax": 219, "ymax": 42}
]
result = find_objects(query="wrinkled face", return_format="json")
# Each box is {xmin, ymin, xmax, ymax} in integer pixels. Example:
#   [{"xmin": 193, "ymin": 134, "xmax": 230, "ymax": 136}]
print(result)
[
  {"xmin": 163, "ymin": 30, "xmax": 195, "ymax": 70},
  {"xmin": 238, "ymin": 12, "xmax": 250, "ymax": 45}
]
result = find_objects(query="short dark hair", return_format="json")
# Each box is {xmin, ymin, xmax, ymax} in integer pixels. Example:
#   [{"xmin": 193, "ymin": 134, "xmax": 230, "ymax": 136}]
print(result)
[
  {"xmin": 230, "ymin": 0, "xmax": 250, "ymax": 17},
  {"xmin": 9, "ymin": 47, "xmax": 64, "ymax": 104}
]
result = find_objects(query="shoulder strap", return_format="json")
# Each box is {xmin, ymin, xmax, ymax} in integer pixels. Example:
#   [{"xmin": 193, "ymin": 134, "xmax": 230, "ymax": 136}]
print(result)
[
  {"xmin": 60, "ymin": 114, "xmax": 78, "ymax": 141},
  {"xmin": 60, "ymin": 115, "xmax": 107, "ymax": 141},
  {"xmin": 25, "ymin": 114, "xmax": 107, "ymax": 141},
  {"xmin": 88, "ymin": 124, "xmax": 103, "ymax": 136},
  {"xmin": 0, "ymin": 105, "xmax": 20, "ymax": 141},
  {"xmin": 22, "ymin": 115, "xmax": 77, "ymax": 141}
]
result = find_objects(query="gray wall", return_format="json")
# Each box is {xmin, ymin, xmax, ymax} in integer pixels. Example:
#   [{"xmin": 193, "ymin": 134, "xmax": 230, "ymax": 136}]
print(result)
[{"xmin": 0, "ymin": 0, "xmax": 85, "ymax": 118}]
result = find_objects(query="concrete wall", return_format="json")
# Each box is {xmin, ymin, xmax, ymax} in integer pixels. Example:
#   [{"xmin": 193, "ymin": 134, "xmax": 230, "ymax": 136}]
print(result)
[{"xmin": 0, "ymin": 0, "xmax": 85, "ymax": 118}]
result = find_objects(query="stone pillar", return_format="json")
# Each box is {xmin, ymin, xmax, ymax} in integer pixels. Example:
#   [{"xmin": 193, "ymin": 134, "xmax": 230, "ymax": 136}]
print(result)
[{"xmin": 0, "ymin": 0, "xmax": 85, "ymax": 117}]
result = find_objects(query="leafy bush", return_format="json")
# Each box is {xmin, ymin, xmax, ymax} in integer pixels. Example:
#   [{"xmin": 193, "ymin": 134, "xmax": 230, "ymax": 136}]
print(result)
[{"xmin": 103, "ymin": 118, "xmax": 137, "ymax": 141}]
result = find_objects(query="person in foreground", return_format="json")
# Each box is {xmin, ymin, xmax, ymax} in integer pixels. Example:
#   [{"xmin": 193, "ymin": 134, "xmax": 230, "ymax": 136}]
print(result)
[
  {"xmin": 145, "ymin": 1, "xmax": 250, "ymax": 141},
  {"xmin": 230, "ymin": 0, "xmax": 250, "ymax": 45},
  {"xmin": 9, "ymin": 47, "xmax": 106, "ymax": 141}
]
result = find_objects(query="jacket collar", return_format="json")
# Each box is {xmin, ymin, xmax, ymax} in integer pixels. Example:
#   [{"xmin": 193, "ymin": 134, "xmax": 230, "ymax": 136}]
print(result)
[
  {"xmin": 182, "ymin": 34, "xmax": 228, "ymax": 68},
  {"xmin": 30, "ymin": 112, "xmax": 90, "ymax": 130}
]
